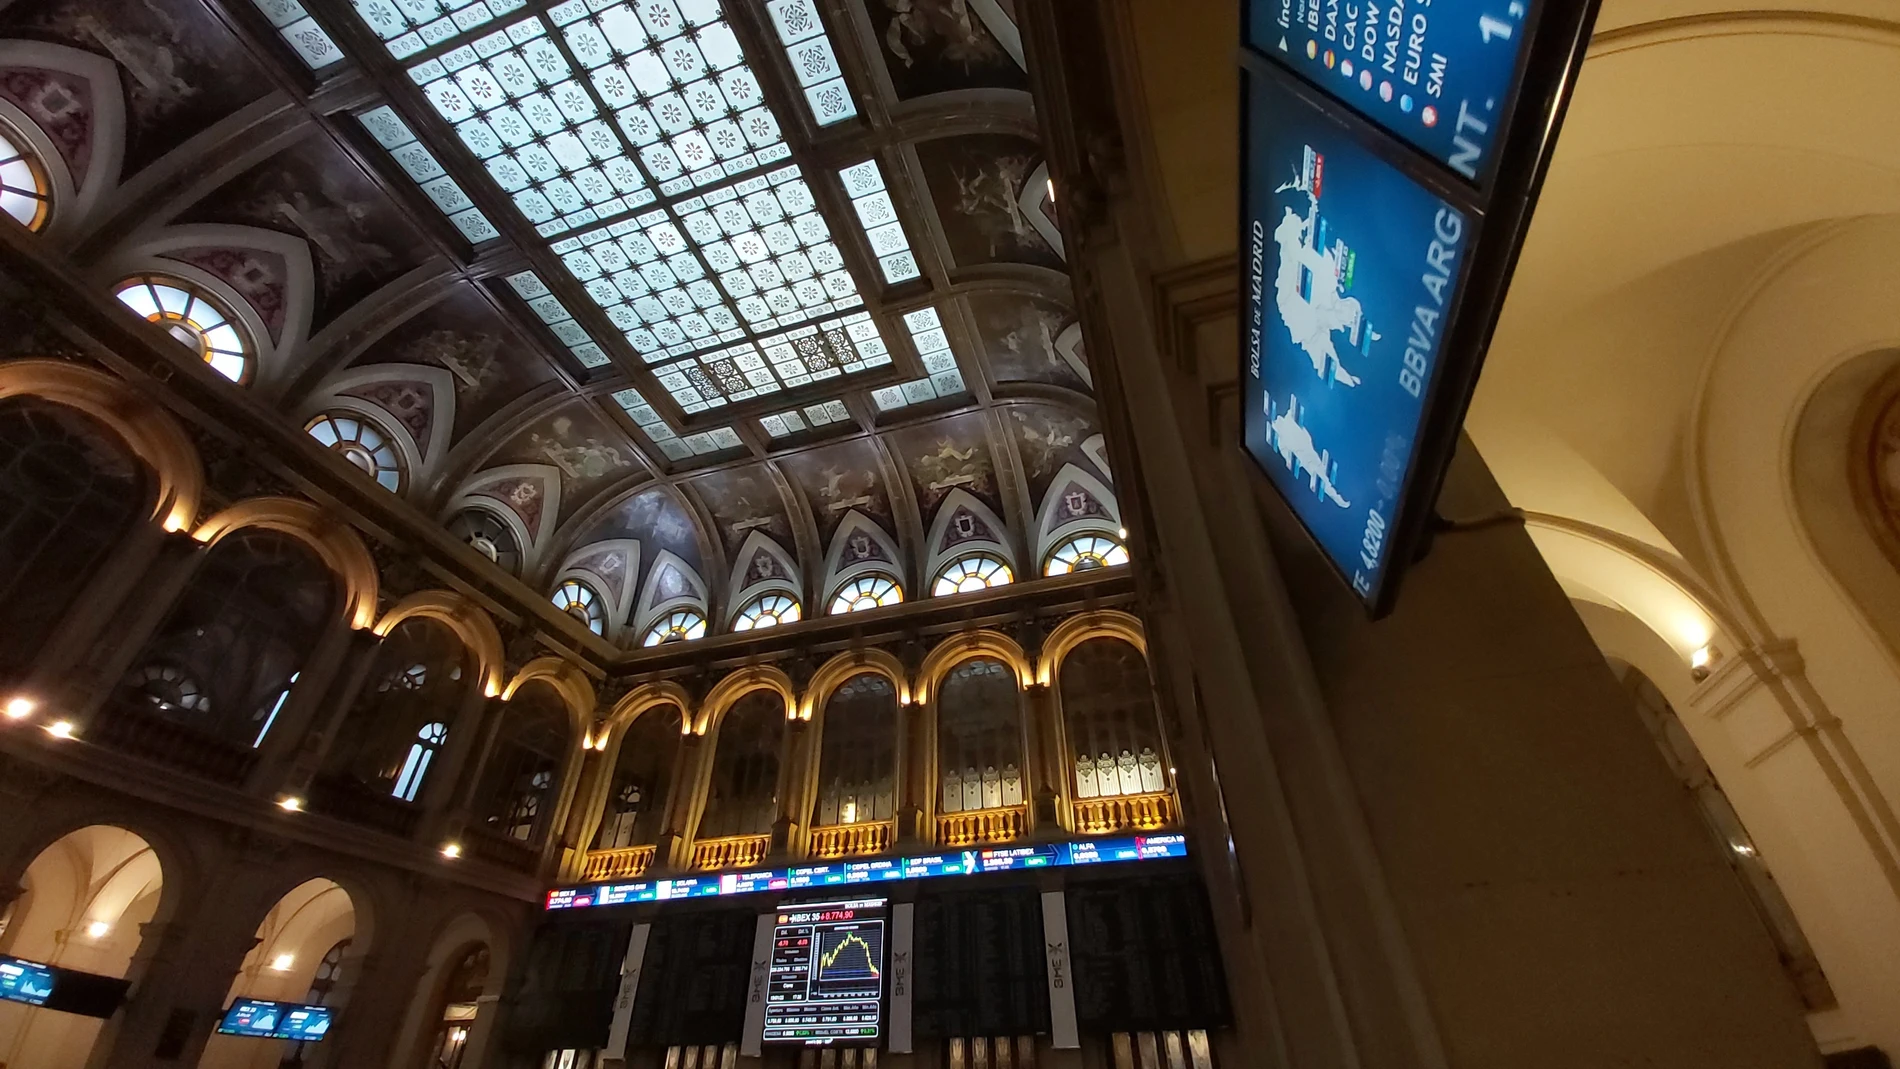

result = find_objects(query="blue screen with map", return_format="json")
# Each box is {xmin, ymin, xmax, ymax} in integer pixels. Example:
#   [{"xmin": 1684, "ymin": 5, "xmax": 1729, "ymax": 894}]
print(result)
[
  {"xmin": 1247, "ymin": 0, "xmax": 1537, "ymax": 183},
  {"xmin": 216, "ymin": 999, "xmax": 333, "ymax": 1041},
  {"xmin": 1241, "ymin": 65, "xmax": 1473, "ymax": 603},
  {"xmin": 0, "ymin": 956, "xmax": 55, "ymax": 1007}
]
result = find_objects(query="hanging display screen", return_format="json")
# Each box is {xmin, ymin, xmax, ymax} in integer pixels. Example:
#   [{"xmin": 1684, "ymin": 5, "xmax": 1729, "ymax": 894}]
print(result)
[
  {"xmin": 544, "ymin": 833, "xmax": 1188, "ymax": 910},
  {"xmin": 0, "ymin": 955, "xmax": 55, "ymax": 1007},
  {"xmin": 762, "ymin": 898, "xmax": 888, "ymax": 1046},
  {"xmin": 1237, "ymin": 0, "xmax": 1598, "ymax": 615},
  {"xmin": 1241, "ymin": 64, "xmax": 1473, "ymax": 606},
  {"xmin": 216, "ymin": 998, "xmax": 334, "ymax": 1041},
  {"xmin": 1245, "ymin": 0, "xmax": 1541, "ymax": 185}
]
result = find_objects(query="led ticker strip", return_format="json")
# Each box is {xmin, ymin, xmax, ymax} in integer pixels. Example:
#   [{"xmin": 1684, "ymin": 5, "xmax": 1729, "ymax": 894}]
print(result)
[{"xmin": 545, "ymin": 833, "xmax": 1188, "ymax": 910}]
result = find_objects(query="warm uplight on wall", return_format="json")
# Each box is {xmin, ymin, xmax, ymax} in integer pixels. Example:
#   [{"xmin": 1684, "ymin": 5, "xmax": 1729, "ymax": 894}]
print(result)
[
  {"xmin": 45, "ymin": 720, "xmax": 75, "ymax": 740},
  {"xmin": 1690, "ymin": 644, "xmax": 1719, "ymax": 682},
  {"xmin": 4, "ymin": 696, "xmax": 33, "ymax": 721},
  {"xmin": 269, "ymin": 953, "xmax": 296, "ymax": 972},
  {"xmin": 485, "ymin": 682, "xmax": 502, "ymax": 698},
  {"xmin": 1046, "ymin": 177, "xmax": 1056, "ymax": 202},
  {"xmin": 278, "ymin": 796, "xmax": 304, "ymax": 812},
  {"xmin": 440, "ymin": 842, "xmax": 463, "ymax": 860},
  {"xmin": 1117, "ymin": 527, "xmax": 1128, "ymax": 540},
  {"xmin": 85, "ymin": 921, "xmax": 110, "ymax": 939}
]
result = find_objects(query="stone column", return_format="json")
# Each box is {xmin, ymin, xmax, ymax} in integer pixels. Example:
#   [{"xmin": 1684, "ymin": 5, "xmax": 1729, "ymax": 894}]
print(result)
[
  {"xmin": 304, "ymin": 904, "xmax": 433, "ymax": 1069},
  {"xmin": 244, "ymin": 614, "xmax": 362, "ymax": 798},
  {"xmin": 287, "ymin": 627, "xmax": 388, "ymax": 795},
  {"xmin": 429, "ymin": 693, "xmax": 509, "ymax": 846},
  {"xmin": 1023, "ymin": 682, "xmax": 1065, "ymax": 834},
  {"xmin": 655, "ymin": 732, "xmax": 709, "ymax": 869},
  {"xmin": 62, "ymin": 531, "xmax": 207, "ymax": 727},
  {"xmin": 770, "ymin": 717, "xmax": 813, "ymax": 861},
  {"xmin": 20, "ymin": 519, "xmax": 167, "ymax": 692}
]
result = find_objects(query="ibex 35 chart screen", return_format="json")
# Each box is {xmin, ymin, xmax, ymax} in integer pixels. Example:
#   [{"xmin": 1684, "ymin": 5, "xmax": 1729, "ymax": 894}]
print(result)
[{"xmin": 763, "ymin": 898, "xmax": 888, "ymax": 1046}]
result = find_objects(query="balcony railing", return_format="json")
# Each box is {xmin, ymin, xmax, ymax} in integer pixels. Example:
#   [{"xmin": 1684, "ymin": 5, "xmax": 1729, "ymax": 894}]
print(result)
[
  {"xmin": 689, "ymin": 833, "xmax": 770, "ymax": 871},
  {"xmin": 465, "ymin": 824, "xmax": 539, "ymax": 871},
  {"xmin": 581, "ymin": 844, "xmax": 657, "ymax": 881},
  {"xmin": 307, "ymin": 774, "xmax": 422, "ymax": 838},
  {"xmin": 89, "ymin": 701, "xmax": 257, "ymax": 785},
  {"xmin": 1071, "ymin": 791, "xmax": 1176, "ymax": 835},
  {"xmin": 937, "ymin": 804, "xmax": 1027, "ymax": 848},
  {"xmin": 807, "ymin": 820, "xmax": 894, "ymax": 860}
]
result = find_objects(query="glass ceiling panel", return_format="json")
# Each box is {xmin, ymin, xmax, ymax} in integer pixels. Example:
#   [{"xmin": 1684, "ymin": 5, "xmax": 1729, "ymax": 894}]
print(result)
[
  {"xmin": 359, "ymin": 106, "xmax": 502, "ymax": 243},
  {"xmin": 759, "ymin": 398, "xmax": 848, "ymax": 437},
  {"xmin": 505, "ymin": 269, "xmax": 612, "ymax": 367},
  {"xmin": 339, "ymin": 0, "xmax": 895, "ymax": 417},
  {"xmin": 873, "ymin": 307, "xmax": 966, "ymax": 412},
  {"xmin": 838, "ymin": 160, "xmax": 920, "ymax": 284},
  {"xmin": 612, "ymin": 386, "xmax": 740, "ymax": 459},
  {"xmin": 251, "ymin": 0, "xmax": 348, "ymax": 69}
]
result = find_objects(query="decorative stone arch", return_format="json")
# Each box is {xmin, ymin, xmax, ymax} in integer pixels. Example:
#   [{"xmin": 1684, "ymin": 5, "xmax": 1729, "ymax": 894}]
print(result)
[
  {"xmin": 373, "ymin": 589, "xmax": 509, "ymax": 699},
  {"xmin": 915, "ymin": 629, "xmax": 1034, "ymax": 705},
  {"xmin": 0, "ymin": 40, "xmax": 125, "ymax": 239},
  {"xmin": 302, "ymin": 362, "xmax": 457, "ymax": 493},
  {"xmin": 801, "ymin": 647, "xmax": 911, "ymax": 722},
  {"xmin": 633, "ymin": 549, "xmax": 710, "ymax": 636},
  {"xmin": 1036, "ymin": 609, "xmax": 1147, "ymax": 687},
  {"xmin": 96, "ymin": 223, "xmax": 318, "ymax": 394},
  {"xmin": 555, "ymin": 538, "xmax": 640, "ymax": 642},
  {"xmin": 924, "ymin": 488, "xmax": 1016, "ymax": 585},
  {"xmin": 726, "ymin": 530, "xmax": 802, "ymax": 624},
  {"xmin": 822, "ymin": 511, "xmax": 907, "ymax": 606},
  {"xmin": 0, "ymin": 357, "xmax": 204, "ymax": 532},
  {"xmin": 191, "ymin": 496, "xmax": 380, "ymax": 629},
  {"xmin": 447, "ymin": 465, "xmax": 563, "ymax": 577},
  {"xmin": 693, "ymin": 666, "xmax": 797, "ymax": 736},
  {"xmin": 0, "ymin": 813, "xmax": 194, "ymax": 942},
  {"xmin": 1033, "ymin": 463, "xmax": 1122, "ymax": 570},
  {"xmin": 388, "ymin": 909, "xmax": 512, "ymax": 1069},
  {"xmin": 502, "ymin": 656, "xmax": 598, "ymax": 736},
  {"xmin": 604, "ymin": 680, "xmax": 695, "ymax": 736}
]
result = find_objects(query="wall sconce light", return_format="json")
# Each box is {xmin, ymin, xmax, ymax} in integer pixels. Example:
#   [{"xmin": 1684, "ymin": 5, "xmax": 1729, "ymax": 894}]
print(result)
[
  {"xmin": 4, "ymin": 696, "xmax": 33, "ymax": 721},
  {"xmin": 1690, "ymin": 644, "xmax": 1718, "ymax": 682},
  {"xmin": 45, "ymin": 720, "xmax": 75, "ymax": 740},
  {"xmin": 1117, "ymin": 527, "xmax": 1128, "ymax": 540},
  {"xmin": 85, "ymin": 921, "xmax": 110, "ymax": 939},
  {"xmin": 440, "ymin": 842, "xmax": 463, "ymax": 860},
  {"xmin": 269, "ymin": 953, "xmax": 295, "ymax": 972},
  {"xmin": 278, "ymin": 796, "xmax": 304, "ymax": 813}
]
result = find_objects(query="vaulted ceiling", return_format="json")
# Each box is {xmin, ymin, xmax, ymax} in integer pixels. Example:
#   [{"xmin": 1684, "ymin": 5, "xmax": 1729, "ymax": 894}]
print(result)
[{"xmin": 0, "ymin": 0, "xmax": 1123, "ymax": 644}]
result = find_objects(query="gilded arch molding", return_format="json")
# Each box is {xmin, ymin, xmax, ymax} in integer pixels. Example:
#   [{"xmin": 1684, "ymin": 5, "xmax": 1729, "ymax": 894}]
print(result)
[
  {"xmin": 604, "ymin": 680, "xmax": 694, "ymax": 735},
  {"xmin": 502, "ymin": 655, "xmax": 598, "ymax": 735},
  {"xmin": 801, "ymin": 647, "xmax": 912, "ymax": 722},
  {"xmin": 915, "ymin": 629, "xmax": 1033, "ymax": 705},
  {"xmin": 0, "ymin": 357, "xmax": 204, "ymax": 533},
  {"xmin": 693, "ymin": 666, "xmax": 797, "ymax": 736},
  {"xmin": 192, "ymin": 495, "xmax": 379, "ymax": 629},
  {"xmin": 1036, "ymin": 609, "xmax": 1147, "ymax": 687},
  {"xmin": 374, "ymin": 589, "xmax": 509, "ymax": 699}
]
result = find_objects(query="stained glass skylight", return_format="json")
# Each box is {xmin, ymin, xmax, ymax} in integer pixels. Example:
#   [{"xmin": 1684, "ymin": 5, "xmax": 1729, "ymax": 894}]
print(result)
[
  {"xmin": 611, "ymin": 386, "xmax": 740, "ymax": 460},
  {"xmin": 764, "ymin": 0, "xmax": 857, "ymax": 127},
  {"xmin": 359, "ymin": 106, "xmax": 501, "ymax": 243},
  {"xmin": 872, "ymin": 307, "xmax": 964, "ymax": 411},
  {"xmin": 759, "ymin": 399, "xmax": 848, "ymax": 437},
  {"xmin": 505, "ymin": 270, "xmax": 611, "ymax": 367},
  {"xmin": 350, "ymin": 0, "xmax": 531, "ymax": 60},
  {"xmin": 251, "ymin": 0, "xmax": 346, "ymax": 70},
  {"xmin": 838, "ymin": 160, "xmax": 920, "ymax": 284}
]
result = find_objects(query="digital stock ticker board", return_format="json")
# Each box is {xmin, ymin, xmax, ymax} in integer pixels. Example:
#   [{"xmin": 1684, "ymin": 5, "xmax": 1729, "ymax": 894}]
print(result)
[{"xmin": 1239, "ymin": 0, "xmax": 1598, "ymax": 615}]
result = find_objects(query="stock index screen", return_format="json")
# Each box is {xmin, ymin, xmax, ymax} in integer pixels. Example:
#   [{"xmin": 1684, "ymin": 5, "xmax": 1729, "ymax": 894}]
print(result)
[{"xmin": 763, "ymin": 898, "xmax": 888, "ymax": 1046}]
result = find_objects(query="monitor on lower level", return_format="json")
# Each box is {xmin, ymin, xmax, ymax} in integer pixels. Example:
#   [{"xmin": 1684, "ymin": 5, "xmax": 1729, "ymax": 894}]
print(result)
[
  {"xmin": 0, "ymin": 955, "xmax": 54, "ymax": 1007},
  {"xmin": 216, "ymin": 998, "xmax": 333, "ymax": 1041},
  {"xmin": 762, "ymin": 898, "xmax": 888, "ymax": 1047}
]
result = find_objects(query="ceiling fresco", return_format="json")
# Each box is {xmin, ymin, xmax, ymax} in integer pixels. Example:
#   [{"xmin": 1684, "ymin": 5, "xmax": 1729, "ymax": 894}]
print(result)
[{"xmin": 0, "ymin": 0, "xmax": 1128, "ymax": 643}]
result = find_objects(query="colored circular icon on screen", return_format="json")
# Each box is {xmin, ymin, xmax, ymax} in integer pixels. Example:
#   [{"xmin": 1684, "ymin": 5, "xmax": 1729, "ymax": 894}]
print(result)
[{"xmin": 1422, "ymin": 105, "xmax": 1439, "ymax": 126}]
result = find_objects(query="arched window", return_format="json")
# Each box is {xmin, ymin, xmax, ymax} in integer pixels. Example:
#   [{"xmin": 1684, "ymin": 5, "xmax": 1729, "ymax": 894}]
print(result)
[
  {"xmin": 596, "ymin": 704, "xmax": 683, "ymax": 849},
  {"xmin": 552, "ymin": 579, "xmax": 605, "ymax": 635},
  {"xmin": 814, "ymin": 674, "xmax": 897, "ymax": 827},
  {"xmin": 0, "ymin": 399, "xmax": 144, "ymax": 679},
  {"xmin": 113, "ymin": 276, "xmax": 253, "ymax": 384},
  {"xmin": 448, "ymin": 508, "xmax": 519, "ymax": 573},
  {"xmin": 731, "ymin": 592, "xmax": 800, "ymax": 631},
  {"xmin": 429, "ymin": 945, "xmax": 490, "ymax": 1069},
  {"xmin": 933, "ymin": 554, "xmax": 1012, "ymax": 596},
  {"xmin": 318, "ymin": 619, "xmax": 473, "ymax": 818},
  {"xmin": 1044, "ymin": 534, "xmax": 1129, "ymax": 575},
  {"xmin": 695, "ymin": 691, "xmax": 785, "ymax": 840},
  {"xmin": 0, "ymin": 125, "xmax": 51, "ymax": 230},
  {"xmin": 641, "ymin": 609, "xmax": 706, "ymax": 646},
  {"xmin": 1059, "ymin": 638, "xmax": 1167, "ymax": 800},
  {"xmin": 936, "ymin": 658, "xmax": 1025, "ymax": 814},
  {"xmin": 108, "ymin": 529, "xmax": 334, "ymax": 780},
  {"xmin": 475, "ymin": 683, "xmax": 570, "ymax": 844},
  {"xmin": 395, "ymin": 721, "xmax": 448, "ymax": 802},
  {"xmin": 306, "ymin": 412, "xmax": 404, "ymax": 492},
  {"xmin": 829, "ymin": 573, "xmax": 902, "ymax": 614}
]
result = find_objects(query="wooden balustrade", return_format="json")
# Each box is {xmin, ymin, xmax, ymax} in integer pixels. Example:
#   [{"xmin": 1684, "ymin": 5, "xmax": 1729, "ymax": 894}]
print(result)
[
  {"xmin": 90, "ymin": 701, "xmax": 257, "ymax": 785},
  {"xmin": 306, "ymin": 774, "xmax": 423, "ymax": 838},
  {"xmin": 806, "ymin": 820, "xmax": 895, "ymax": 860},
  {"xmin": 465, "ymin": 824, "xmax": 539, "ymax": 871},
  {"xmin": 936, "ymin": 804, "xmax": 1028, "ymax": 848},
  {"xmin": 1071, "ymin": 791, "xmax": 1176, "ymax": 835},
  {"xmin": 581, "ymin": 844, "xmax": 657, "ymax": 881},
  {"xmin": 689, "ymin": 833, "xmax": 771, "ymax": 871}
]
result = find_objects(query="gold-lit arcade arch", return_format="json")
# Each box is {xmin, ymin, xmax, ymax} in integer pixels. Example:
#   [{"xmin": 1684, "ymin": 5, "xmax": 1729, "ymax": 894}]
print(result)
[{"xmin": 191, "ymin": 496, "xmax": 381, "ymax": 629}]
